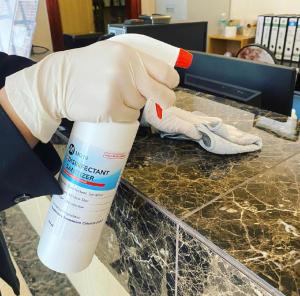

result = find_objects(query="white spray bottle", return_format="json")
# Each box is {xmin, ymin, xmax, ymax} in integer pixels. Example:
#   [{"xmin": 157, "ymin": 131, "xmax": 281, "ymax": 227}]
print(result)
[{"xmin": 37, "ymin": 35, "xmax": 193, "ymax": 273}]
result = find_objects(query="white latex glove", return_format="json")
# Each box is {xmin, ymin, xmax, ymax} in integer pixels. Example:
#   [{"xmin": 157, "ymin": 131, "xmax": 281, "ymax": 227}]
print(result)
[
  {"xmin": 111, "ymin": 33, "xmax": 180, "ymax": 70},
  {"xmin": 4, "ymin": 41, "xmax": 179, "ymax": 143},
  {"xmin": 142, "ymin": 99, "xmax": 222, "ymax": 140}
]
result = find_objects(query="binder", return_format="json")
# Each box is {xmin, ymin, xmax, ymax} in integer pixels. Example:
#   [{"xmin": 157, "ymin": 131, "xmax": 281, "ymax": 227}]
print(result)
[
  {"xmin": 275, "ymin": 16, "xmax": 288, "ymax": 60},
  {"xmin": 283, "ymin": 17, "xmax": 298, "ymax": 61},
  {"xmin": 269, "ymin": 16, "xmax": 280, "ymax": 53},
  {"xmin": 255, "ymin": 15, "xmax": 265, "ymax": 44},
  {"xmin": 262, "ymin": 16, "xmax": 273, "ymax": 48},
  {"xmin": 292, "ymin": 17, "xmax": 300, "ymax": 62}
]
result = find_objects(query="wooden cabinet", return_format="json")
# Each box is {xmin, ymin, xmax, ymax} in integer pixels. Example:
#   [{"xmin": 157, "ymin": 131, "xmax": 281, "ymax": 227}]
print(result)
[
  {"xmin": 208, "ymin": 35, "xmax": 255, "ymax": 56},
  {"xmin": 46, "ymin": 0, "xmax": 142, "ymax": 51}
]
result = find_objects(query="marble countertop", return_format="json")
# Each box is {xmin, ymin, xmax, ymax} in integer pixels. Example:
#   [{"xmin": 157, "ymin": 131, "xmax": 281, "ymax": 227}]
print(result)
[
  {"xmin": 122, "ymin": 89, "xmax": 300, "ymax": 296},
  {"xmin": 125, "ymin": 89, "xmax": 299, "ymax": 215},
  {"xmin": 53, "ymin": 89, "xmax": 300, "ymax": 296}
]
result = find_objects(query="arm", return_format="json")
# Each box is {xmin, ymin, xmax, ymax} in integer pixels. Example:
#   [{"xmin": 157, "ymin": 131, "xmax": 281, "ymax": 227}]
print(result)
[
  {"xmin": 0, "ymin": 52, "xmax": 62, "ymax": 212},
  {"xmin": 0, "ymin": 87, "xmax": 38, "ymax": 148}
]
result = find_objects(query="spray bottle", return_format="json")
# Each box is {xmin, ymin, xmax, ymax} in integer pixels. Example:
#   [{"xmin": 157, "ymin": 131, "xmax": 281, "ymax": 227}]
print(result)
[{"xmin": 37, "ymin": 35, "xmax": 193, "ymax": 273}]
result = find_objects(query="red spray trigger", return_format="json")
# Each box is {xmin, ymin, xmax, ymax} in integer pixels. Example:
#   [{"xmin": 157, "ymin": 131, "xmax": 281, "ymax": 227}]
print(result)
[{"xmin": 175, "ymin": 49, "xmax": 193, "ymax": 69}]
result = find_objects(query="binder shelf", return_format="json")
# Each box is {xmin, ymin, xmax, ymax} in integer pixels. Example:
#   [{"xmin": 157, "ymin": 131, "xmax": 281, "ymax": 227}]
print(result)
[{"xmin": 208, "ymin": 35, "xmax": 255, "ymax": 56}]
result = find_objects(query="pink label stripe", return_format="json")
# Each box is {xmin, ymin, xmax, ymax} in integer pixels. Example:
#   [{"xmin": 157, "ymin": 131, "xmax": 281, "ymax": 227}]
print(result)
[{"xmin": 63, "ymin": 169, "xmax": 105, "ymax": 188}]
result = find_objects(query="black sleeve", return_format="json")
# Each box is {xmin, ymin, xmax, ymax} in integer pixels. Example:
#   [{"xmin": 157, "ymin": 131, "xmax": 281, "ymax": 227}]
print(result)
[{"xmin": 0, "ymin": 52, "xmax": 62, "ymax": 211}]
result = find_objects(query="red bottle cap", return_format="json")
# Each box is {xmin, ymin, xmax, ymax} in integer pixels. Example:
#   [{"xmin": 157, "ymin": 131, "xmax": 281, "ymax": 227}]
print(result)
[{"xmin": 175, "ymin": 48, "xmax": 193, "ymax": 69}]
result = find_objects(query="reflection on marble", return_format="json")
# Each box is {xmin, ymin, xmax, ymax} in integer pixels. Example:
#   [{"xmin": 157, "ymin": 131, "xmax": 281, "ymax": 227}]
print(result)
[
  {"xmin": 97, "ymin": 182, "xmax": 176, "ymax": 296},
  {"xmin": 178, "ymin": 89, "xmax": 291, "ymax": 123},
  {"xmin": 0, "ymin": 206, "xmax": 78, "ymax": 296},
  {"xmin": 185, "ymin": 154, "xmax": 300, "ymax": 296},
  {"xmin": 177, "ymin": 228, "xmax": 272, "ymax": 296},
  {"xmin": 175, "ymin": 90, "xmax": 256, "ymax": 132}
]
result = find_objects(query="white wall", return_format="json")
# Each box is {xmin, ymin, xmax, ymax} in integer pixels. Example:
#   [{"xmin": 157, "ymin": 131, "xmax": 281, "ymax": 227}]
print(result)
[
  {"xmin": 32, "ymin": 0, "xmax": 53, "ymax": 51},
  {"xmin": 187, "ymin": 0, "xmax": 231, "ymax": 34},
  {"xmin": 155, "ymin": 0, "xmax": 231, "ymax": 34},
  {"xmin": 230, "ymin": 0, "xmax": 300, "ymax": 21}
]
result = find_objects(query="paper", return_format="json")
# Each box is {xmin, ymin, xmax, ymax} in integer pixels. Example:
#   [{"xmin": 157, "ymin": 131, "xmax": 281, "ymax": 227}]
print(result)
[{"xmin": 0, "ymin": 0, "xmax": 38, "ymax": 57}]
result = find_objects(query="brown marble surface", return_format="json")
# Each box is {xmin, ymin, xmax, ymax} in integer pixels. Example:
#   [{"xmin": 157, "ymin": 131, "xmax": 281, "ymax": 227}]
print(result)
[
  {"xmin": 52, "ymin": 88, "xmax": 300, "ymax": 295},
  {"xmin": 121, "ymin": 89, "xmax": 300, "ymax": 295},
  {"xmin": 185, "ymin": 154, "xmax": 300, "ymax": 296}
]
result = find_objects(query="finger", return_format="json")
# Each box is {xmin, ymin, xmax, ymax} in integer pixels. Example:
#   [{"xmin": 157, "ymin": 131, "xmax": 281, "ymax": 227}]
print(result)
[
  {"xmin": 126, "ymin": 49, "xmax": 177, "ymax": 108},
  {"xmin": 137, "ymin": 75, "xmax": 177, "ymax": 108},
  {"xmin": 140, "ymin": 52, "xmax": 180, "ymax": 89},
  {"xmin": 120, "ymin": 75, "xmax": 146, "ymax": 110}
]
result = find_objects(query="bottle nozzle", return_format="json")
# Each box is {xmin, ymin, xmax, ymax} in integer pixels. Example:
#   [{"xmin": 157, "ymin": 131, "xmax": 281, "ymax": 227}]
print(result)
[{"xmin": 175, "ymin": 49, "xmax": 193, "ymax": 69}]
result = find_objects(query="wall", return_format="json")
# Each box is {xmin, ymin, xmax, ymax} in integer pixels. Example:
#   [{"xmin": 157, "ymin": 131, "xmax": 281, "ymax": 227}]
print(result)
[
  {"xmin": 32, "ymin": 0, "xmax": 53, "ymax": 51},
  {"xmin": 187, "ymin": 0, "xmax": 231, "ymax": 34},
  {"xmin": 155, "ymin": 0, "xmax": 231, "ymax": 34},
  {"xmin": 230, "ymin": 0, "xmax": 300, "ymax": 21}
]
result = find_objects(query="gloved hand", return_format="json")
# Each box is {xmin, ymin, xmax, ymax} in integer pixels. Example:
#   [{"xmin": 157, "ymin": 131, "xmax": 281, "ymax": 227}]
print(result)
[
  {"xmin": 142, "ymin": 99, "xmax": 222, "ymax": 140},
  {"xmin": 4, "ymin": 41, "xmax": 179, "ymax": 143}
]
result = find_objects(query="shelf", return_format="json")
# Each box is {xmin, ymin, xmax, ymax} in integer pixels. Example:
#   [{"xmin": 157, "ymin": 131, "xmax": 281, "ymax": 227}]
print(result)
[{"xmin": 208, "ymin": 34, "xmax": 255, "ymax": 56}]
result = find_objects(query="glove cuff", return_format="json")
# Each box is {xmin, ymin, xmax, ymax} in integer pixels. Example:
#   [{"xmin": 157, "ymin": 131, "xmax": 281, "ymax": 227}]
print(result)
[{"xmin": 5, "ymin": 70, "xmax": 60, "ymax": 143}]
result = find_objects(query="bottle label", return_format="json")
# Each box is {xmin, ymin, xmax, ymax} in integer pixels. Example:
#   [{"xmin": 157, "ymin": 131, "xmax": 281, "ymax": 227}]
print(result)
[
  {"xmin": 44, "ymin": 136, "xmax": 130, "ymax": 240},
  {"xmin": 61, "ymin": 137, "xmax": 127, "ymax": 191}
]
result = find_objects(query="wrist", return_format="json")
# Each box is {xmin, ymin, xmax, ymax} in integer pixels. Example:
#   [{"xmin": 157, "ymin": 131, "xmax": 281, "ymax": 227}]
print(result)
[
  {"xmin": 0, "ymin": 87, "xmax": 39, "ymax": 148},
  {"xmin": 4, "ymin": 70, "xmax": 61, "ymax": 143}
]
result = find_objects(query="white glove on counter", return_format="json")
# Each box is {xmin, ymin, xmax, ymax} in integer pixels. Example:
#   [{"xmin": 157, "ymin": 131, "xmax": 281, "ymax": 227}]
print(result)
[
  {"xmin": 4, "ymin": 41, "xmax": 179, "ymax": 143},
  {"xmin": 144, "ymin": 100, "xmax": 262, "ymax": 155},
  {"xmin": 142, "ymin": 99, "xmax": 222, "ymax": 140}
]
